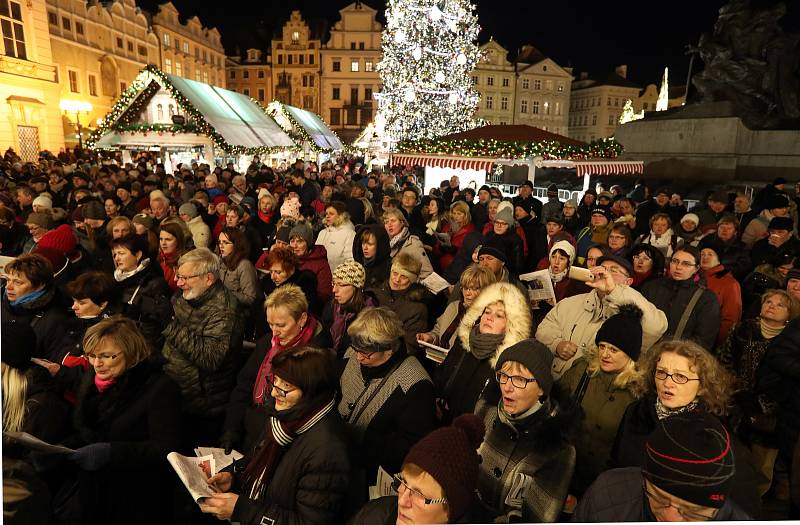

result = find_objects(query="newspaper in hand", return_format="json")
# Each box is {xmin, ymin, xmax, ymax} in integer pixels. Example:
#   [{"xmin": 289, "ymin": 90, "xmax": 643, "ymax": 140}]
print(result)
[
  {"xmin": 194, "ymin": 447, "xmax": 244, "ymax": 475},
  {"xmin": 369, "ymin": 465, "xmax": 397, "ymax": 500},
  {"xmin": 167, "ymin": 452, "xmax": 216, "ymax": 503},
  {"xmin": 518, "ymin": 269, "xmax": 556, "ymax": 304},
  {"xmin": 421, "ymin": 272, "xmax": 452, "ymax": 295},
  {"xmin": 3, "ymin": 431, "xmax": 75, "ymax": 454}
]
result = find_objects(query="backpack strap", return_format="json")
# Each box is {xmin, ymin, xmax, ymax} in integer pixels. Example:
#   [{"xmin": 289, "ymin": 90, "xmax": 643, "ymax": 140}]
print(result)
[{"xmin": 674, "ymin": 287, "xmax": 705, "ymax": 339}]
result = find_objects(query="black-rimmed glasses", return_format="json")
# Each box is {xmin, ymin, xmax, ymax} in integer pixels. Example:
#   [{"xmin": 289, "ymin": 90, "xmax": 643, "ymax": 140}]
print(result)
[
  {"xmin": 654, "ymin": 368, "xmax": 700, "ymax": 385},
  {"xmin": 495, "ymin": 371, "xmax": 537, "ymax": 389}
]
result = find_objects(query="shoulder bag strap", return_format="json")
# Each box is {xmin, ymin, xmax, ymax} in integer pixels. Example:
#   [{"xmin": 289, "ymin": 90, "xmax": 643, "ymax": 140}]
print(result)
[
  {"xmin": 674, "ymin": 287, "xmax": 705, "ymax": 339},
  {"xmin": 347, "ymin": 359, "xmax": 403, "ymax": 426},
  {"xmin": 573, "ymin": 366, "xmax": 592, "ymax": 405}
]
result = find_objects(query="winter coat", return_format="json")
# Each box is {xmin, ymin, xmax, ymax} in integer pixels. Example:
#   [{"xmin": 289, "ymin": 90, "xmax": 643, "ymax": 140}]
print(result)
[
  {"xmin": 221, "ymin": 321, "xmax": 331, "ymax": 453},
  {"xmin": 113, "ymin": 260, "xmax": 173, "ymax": 352},
  {"xmin": 435, "ymin": 221, "xmax": 476, "ymax": 272},
  {"xmin": 369, "ymin": 281, "xmax": 430, "ymax": 353},
  {"xmin": 558, "ymin": 358, "xmax": 637, "ymax": 496},
  {"xmin": 442, "ymin": 230, "xmax": 485, "ymax": 285},
  {"xmin": 536, "ymin": 286, "xmax": 668, "ymax": 379},
  {"xmin": 698, "ymin": 234, "xmax": 752, "ymax": 280},
  {"xmin": 574, "ymin": 467, "xmax": 751, "ymax": 522},
  {"xmin": 219, "ymin": 258, "xmax": 260, "ymax": 306},
  {"xmin": 702, "ymin": 265, "xmax": 742, "ymax": 345},
  {"xmin": 321, "ymin": 293, "xmax": 377, "ymax": 357},
  {"xmin": 353, "ymin": 224, "xmax": 393, "ymax": 289},
  {"xmin": 300, "ymin": 244, "xmax": 333, "ymax": 305},
  {"xmin": 316, "ymin": 222, "xmax": 356, "ymax": 273},
  {"xmin": 162, "ymin": 281, "xmax": 243, "ymax": 416},
  {"xmin": 483, "ymin": 229, "xmax": 526, "ymax": 275},
  {"xmin": 1, "ymin": 285, "xmax": 69, "ymax": 362},
  {"xmin": 750, "ymin": 235, "xmax": 800, "ymax": 267},
  {"xmin": 68, "ymin": 362, "xmax": 181, "ymax": 525},
  {"xmin": 633, "ymin": 230, "xmax": 683, "ymax": 260},
  {"xmin": 755, "ymin": 317, "xmax": 800, "ymax": 433},
  {"xmin": 641, "ymin": 277, "xmax": 721, "ymax": 350},
  {"xmin": 742, "ymin": 209, "xmax": 776, "ymax": 248},
  {"xmin": 229, "ymin": 408, "xmax": 350, "ymax": 525},
  {"xmin": 435, "ymin": 282, "xmax": 532, "ymax": 422},
  {"xmin": 186, "ymin": 215, "xmax": 211, "ymax": 248},
  {"xmin": 720, "ymin": 318, "xmax": 780, "ymax": 394},
  {"xmin": 610, "ymin": 393, "xmax": 762, "ymax": 518},
  {"xmin": 540, "ymin": 197, "xmax": 564, "ymax": 224},
  {"xmin": 575, "ymin": 222, "xmax": 614, "ymax": 264},
  {"xmin": 388, "ymin": 230, "xmax": 434, "ymax": 280},
  {"xmin": 428, "ymin": 299, "xmax": 464, "ymax": 349},
  {"xmin": 474, "ymin": 384, "xmax": 579, "ymax": 523}
]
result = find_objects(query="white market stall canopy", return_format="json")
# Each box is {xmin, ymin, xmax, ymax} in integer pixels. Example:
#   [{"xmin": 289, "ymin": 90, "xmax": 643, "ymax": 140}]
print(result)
[
  {"xmin": 391, "ymin": 153, "xmax": 495, "ymax": 172},
  {"xmin": 267, "ymin": 101, "xmax": 343, "ymax": 152},
  {"xmin": 88, "ymin": 65, "xmax": 296, "ymax": 154}
]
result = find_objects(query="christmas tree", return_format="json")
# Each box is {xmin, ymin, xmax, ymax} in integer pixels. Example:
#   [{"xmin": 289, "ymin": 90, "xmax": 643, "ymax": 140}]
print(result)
[{"xmin": 375, "ymin": 0, "xmax": 482, "ymax": 143}]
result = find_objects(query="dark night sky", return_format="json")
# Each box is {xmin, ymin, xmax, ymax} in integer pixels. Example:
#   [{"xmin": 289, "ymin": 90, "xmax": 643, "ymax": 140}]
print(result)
[{"xmin": 138, "ymin": 0, "xmax": 799, "ymax": 87}]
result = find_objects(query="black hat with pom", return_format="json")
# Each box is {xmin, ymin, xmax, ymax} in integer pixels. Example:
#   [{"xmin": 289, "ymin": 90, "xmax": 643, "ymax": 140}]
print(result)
[
  {"xmin": 595, "ymin": 303, "xmax": 644, "ymax": 360},
  {"xmin": 403, "ymin": 414, "xmax": 485, "ymax": 520}
]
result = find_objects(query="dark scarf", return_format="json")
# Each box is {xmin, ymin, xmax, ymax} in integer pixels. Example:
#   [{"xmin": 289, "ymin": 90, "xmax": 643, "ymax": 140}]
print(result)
[
  {"xmin": 252, "ymin": 317, "xmax": 318, "ymax": 405},
  {"xmin": 241, "ymin": 397, "xmax": 335, "ymax": 500},
  {"xmin": 440, "ymin": 302, "xmax": 467, "ymax": 348},
  {"xmin": 632, "ymin": 269, "xmax": 652, "ymax": 288},
  {"xmin": 468, "ymin": 323, "xmax": 504, "ymax": 360}
]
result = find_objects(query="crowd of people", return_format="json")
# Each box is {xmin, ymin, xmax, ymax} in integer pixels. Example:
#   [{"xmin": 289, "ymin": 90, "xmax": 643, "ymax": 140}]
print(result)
[{"xmin": 2, "ymin": 145, "xmax": 800, "ymax": 524}]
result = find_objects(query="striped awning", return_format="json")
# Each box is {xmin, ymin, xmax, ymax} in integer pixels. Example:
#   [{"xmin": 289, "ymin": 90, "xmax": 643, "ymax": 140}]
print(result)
[
  {"xmin": 573, "ymin": 161, "xmax": 644, "ymax": 177},
  {"xmin": 392, "ymin": 154, "xmax": 495, "ymax": 172}
]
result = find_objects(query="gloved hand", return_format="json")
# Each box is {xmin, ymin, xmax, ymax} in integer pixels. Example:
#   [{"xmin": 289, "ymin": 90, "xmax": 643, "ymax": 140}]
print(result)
[
  {"xmin": 218, "ymin": 432, "xmax": 238, "ymax": 455},
  {"xmin": 69, "ymin": 442, "xmax": 111, "ymax": 471}
]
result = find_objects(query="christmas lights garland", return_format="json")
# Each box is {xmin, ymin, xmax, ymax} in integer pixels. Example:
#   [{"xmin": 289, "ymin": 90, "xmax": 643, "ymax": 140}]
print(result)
[
  {"xmin": 264, "ymin": 101, "xmax": 342, "ymax": 154},
  {"xmin": 395, "ymin": 136, "xmax": 623, "ymax": 160},
  {"xmin": 114, "ymin": 123, "xmax": 201, "ymax": 134}
]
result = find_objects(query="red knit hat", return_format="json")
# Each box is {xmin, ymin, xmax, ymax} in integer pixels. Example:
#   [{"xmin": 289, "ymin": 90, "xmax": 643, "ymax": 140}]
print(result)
[
  {"xmin": 37, "ymin": 224, "xmax": 78, "ymax": 255},
  {"xmin": 32, "ymin": 247, "xmax": 68, "ymax": 275},
  {"xmin": 212, "ymin": 195, "xmax": 229, "ymax": 206},
  {"xmin": 402, "ymin": 414, "xmax": 485, "ymax": 520}
]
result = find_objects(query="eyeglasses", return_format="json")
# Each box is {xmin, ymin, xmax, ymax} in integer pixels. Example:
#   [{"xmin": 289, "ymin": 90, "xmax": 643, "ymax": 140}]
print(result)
[
  {"xmin": 268, "ymin": 379, "xmax": 297, "ymax": 398},
  {"xmin": 608, "ymin": 234, "xmax": 627, "ymax": 240},
  {"xmin": 633, "ymin": 254, "xmax": 652, "ymax": 262},
  {"xmin": 496, "ymin": 370, "xmax": 537, "ymax": 389},
  {"xmin": 175, "ymin": 273, "xmax": 203, "ymax": 282},
  {"xmin": 85, "ymin": 352, "xmax": 121, "ymax": 363},
  {"xmin": 654, "ymin": 368, "xmax": 700, "ymax": 385},
  {"xmin": 644, "ymin": 485, "xmax": 718, "ymax": 521},
  {"xmin": 391, "ymin": 474, "xmax": 447, "ymax": 506},
  {"xmin": 494, "ymin": 220, "xmax": 509, "ymax": 227},
  {"xmin": 601, "ymin": 265, "xmax": 629, "ymax": 278},
  {"xmin": 669, "ymin": 258, "xmax": 697, "ymax": 268}
]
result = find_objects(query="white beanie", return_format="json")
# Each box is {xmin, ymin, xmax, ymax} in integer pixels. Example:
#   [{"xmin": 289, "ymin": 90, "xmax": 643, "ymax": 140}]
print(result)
[
  {"xmin": 550, "ymin": 239, "xmax": 576, "ymax": 264},
  {"xmin": 33, "ymin": 194, "xmax": 53, "ymax": 209},
  {"xmin": 149, "ymin": 189, "xmax": 169, "ymax": 204},
  {"xmin": 681, "ymin": 213, "xmax": 700, "ymax": 226}
]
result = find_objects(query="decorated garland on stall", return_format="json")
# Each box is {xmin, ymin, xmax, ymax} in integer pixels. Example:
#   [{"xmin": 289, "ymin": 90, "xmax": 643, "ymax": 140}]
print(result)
[
  {"xmin": 264, "ymin": 101, "xmax": 342, "ymax": 154},
  {"xmin": 395, "ymin": 136, "xmax": 624, "ymax": 160},
  {"xmin": 88, "ymin": 64, "xmax": 295, "ymax": 155}
]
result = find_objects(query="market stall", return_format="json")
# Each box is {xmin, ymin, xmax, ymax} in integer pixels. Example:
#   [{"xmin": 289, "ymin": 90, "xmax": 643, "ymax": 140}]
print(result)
[{"xmin": 266, "ymin": 101, "xmax": 343, "ymax": 165}]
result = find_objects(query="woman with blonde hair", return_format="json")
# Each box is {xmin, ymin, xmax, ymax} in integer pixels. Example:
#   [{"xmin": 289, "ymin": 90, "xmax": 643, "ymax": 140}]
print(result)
[
  {"xmin": 558, "ymin": 304, "xmax": 644, "ymax": 497},
  {"xmin": 435, "ymin": 200, "xmax": 476, "ymax": 273},
  {"xmin": 316, "ymin": 202, "xmax": 356, "ymax": 274},
  {"xmin": 382, "ymin": 208, "xmax": 434, "ymax": 279}
]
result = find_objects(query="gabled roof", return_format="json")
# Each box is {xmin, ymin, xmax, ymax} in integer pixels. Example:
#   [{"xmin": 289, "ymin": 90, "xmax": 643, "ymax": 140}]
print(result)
[
  {"xmin": 573, "ymin": 72, "xmax": 641, "ymax": 91},
  {"xmin": 88, "ymin": 65, "xmax": 295, "ymax": 153},
  {"xmin": 514, "ymin": 45, "xmax": 547, "ymax": 66},
  {"xmin": 267, "ymin": 101, "xmax": 343, "ymax": 152},
  {"xmin": 440, "ymin": 124, "xmax": 585, "ymax": 147}
]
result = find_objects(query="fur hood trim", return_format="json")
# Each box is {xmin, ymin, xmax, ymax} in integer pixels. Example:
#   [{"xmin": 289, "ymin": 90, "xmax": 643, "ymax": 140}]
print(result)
[{"xmin": 457, "ymin": 281, "xmax": 532, "ymax": 367}]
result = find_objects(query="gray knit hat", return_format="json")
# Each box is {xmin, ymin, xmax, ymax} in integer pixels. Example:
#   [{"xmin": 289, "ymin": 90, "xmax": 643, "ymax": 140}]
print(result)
[
  {"xmin": 495, "ymin": 339, "xmax": 554, "ymax": 397},
  {"xmin": 26, "ymin": 211, "xmax": 53, "ymax": 230},
  {"xmin": 289, "ymin": 222, "xmax": 314, "ymax": 247},
  {"xmin": 178, "ymin": 202, "xmax": 198, "ymax": 218},
  {"xmin": 332, "ymin": 260, "xmax": 366, "ymax": 288}
]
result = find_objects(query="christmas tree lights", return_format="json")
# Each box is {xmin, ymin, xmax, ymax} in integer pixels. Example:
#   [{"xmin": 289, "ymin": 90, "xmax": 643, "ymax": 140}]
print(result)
[{"xmin": 375, "ymin": 0, "xmax": 482, "ymax": 143}]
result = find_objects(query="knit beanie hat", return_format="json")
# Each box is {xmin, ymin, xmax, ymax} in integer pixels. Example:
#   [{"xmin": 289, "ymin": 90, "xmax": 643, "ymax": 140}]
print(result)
[
  {"xmin": 132, "ymin": 212, "xmax": 154, "ymax": 231},
  {"xmin": 681, "ymin": 213, "xmax": 700, "ymax": 227},
  {"xmin": 280, "ymin": 196, "xmax": 301, "ymax": 220},
  {"xmin": 333, "ymin": 260, "xmax": 366, "ymax": 288},
  {"xmin": 768, "ymin": 216, "xmax": 794, "ymax": 231},
  {"xmin": 402, "ymin": 414, "xmax": 486, "ymax": 521},
  {"xmin": 289, "ymin": 222, "xmax": 314, "ymax": 247},
  {"xmin": 767, "ymin": 194, "xmax": 790, "ymax": 210},
  {"xmin": 81, "ymin": 201, "xmax": 105, "ymax": 220},
  {"xmin": 495, "ymin": 339, "xmax": 554, "ymax": 397},
  {"xmin": 644, "ymin": 412, "xmax": 735, "ymax": 509},
  {"xmin": 212, "ymin": 195, "xmax": 228, "ymax": 206},
  {"xmin": 478, "ymin": 239, "xmax": 508, "ymax": 264},
  {"xmin": 391, "ymin": 253, "xmax": 422, "ymax": 282},
  {"xmin": 1, "ymin": 321, "xmax": 37, "ymax": 369},
  {"xmin": 26, "ymin": 211, "xmax": 53, "ymax": 230},
  {"xmin": 550, "ymin": 239, "xmax": 576, "ymax": 264},
  {"xmin": 178, "ymin": 202, "xmax": 198, "ymax": 218},
  {"xmin": 547, "ymin": 183, "xmax": 558, "ymax": 195},
  {"xmin": 37, "ymin": 224, "xmax": 77, "ymax": 255},
  {"xmin": 594, "ymin": 303, "xmax": 644, "ymax": 361},
  {"xmin": 494, "ymin": 201, "xmax": 514, "ymax": 225},
  {"xmin": 786, "ymin": 268, "xmax": 800, "ymax": 282},
  {"xmin": 591, "ymin": 206, "xmax": 613, "ymax": 223},
  {"xmin": 33, "ymin": 194, "xmax": 53, "ymax": 209}
]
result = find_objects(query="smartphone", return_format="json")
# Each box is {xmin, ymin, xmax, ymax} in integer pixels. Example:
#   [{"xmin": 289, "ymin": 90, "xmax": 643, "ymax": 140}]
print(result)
[{"xmin": 568, "ymin": 266, "xmax": 594, "ymax": 282}]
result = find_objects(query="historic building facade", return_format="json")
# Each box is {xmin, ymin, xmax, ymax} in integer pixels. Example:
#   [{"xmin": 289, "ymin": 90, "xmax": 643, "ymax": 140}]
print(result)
[
  {"xmin": 513, "ymin": 45, "xmax": 573, "ymax": 136},
  {"xmin": 271, "ymin": 10, "xmax": 321, "ymax": 112},
  {"xmin": 226, "ymin": 48, "xmax": 272, "ymax": 103},
  {"xmin": 473, "ymin": 39, "xmax": 515, "ymax": 126},
  {"xmin": 569, "ymin": 65, "xmax": 642, "ymax": 142}
]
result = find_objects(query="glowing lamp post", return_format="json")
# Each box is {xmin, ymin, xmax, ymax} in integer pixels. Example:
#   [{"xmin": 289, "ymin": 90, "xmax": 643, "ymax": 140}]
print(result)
[{"xmin": 59, "ymin": 100, "xmax": 93, "ymax": 149}]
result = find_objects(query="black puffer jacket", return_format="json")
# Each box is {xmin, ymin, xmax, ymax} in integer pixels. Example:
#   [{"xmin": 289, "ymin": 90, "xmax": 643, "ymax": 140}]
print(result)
[
  {"xmin": 483, "ymin": 230, "xmax": 525, "ymax": 275},
  {"xmin": 67, "ymin": 362, "xmax": 181, "ymax": 525},
  {"xmin": 229, "ymin": 405, "xmax": 350, "ymax": 525},
  {"xmin": 641, "ymin": 277, "xmax": 720, "ymax": 350},
  {"xmin": 353, "ymin": 224, "xmax": 392, "ymax": 289},
  {"xmin": 756, "ymin": 318, "xmax": 800, "ymax": 433},
  {"xmin": 1, "ymin": 285, "xmax": 69, "ymax": 361},
  {"xmin": 369, "ymin": 282, "xmax": 430, "ymax": 354},
  {"xmin": 162, "ymin": 281, "xmax": 243, "ymax": 416},
  {"xmin": 113, "ymin": 260, "xmax": 173, "ymax": 353}
]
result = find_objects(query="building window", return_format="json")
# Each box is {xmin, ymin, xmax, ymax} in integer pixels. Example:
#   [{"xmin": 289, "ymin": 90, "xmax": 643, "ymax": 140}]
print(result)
[
  {"xmin": 544, "ymin": 101, "xmax": 550, "ymax": 115},
  {"xmin": 608, "ymin": 115, "xmax": 615, "ymax": 125},
  {"xmin": 532, "ymin": 100, "xmax": 539, "ymax": 114},
  {"xmin": 501, "ymin": 96, "xmax": 508, "ymax": 110},
  {"xmin": 332, "ymin": 87, "xmax": 340, "ymax": 100},
  {"xmin": 164, "ymin": 33, "xmax": 170, "ymax": 46},
  {"xmin": 292, "ymin": 31, "xmax": 299, "ymax": 43},
  {"xmin": 351, "ymin": 60, "xmax": 359, "ymax": 72},
  {"xmin": 522, "ymin": 78, "xmax": 529, "ymax": 89},
  {"xmin": 643, "ymin": 102, "xmax": 648, "ymax": 110},
  {"xmin": 243, "ymin": 70, "xmax": 249, "ymax": 79},
  {"xmin": 157, "ymin": 104, "xmax": 163, "ymax": 120},
  {"xmin": 258, "ymin": 70, "xmax": 264, "ymax": 79},
  {"xmin": 174, "ymin": 38, "xmax": 179, "ymax": 51},
  {"xmin": 365, "ymin": 61, "xmax": 373, "ymax": 72},
  {"xmin": 365, "ymin": 87, "xmax": 372, "ymax": 101},
  {"xmin": 138, "ymin": 45, "xmax": 147, "ymax": 56},
  {"xmin": 48, "ymin": 11, "xmax": 57, "ymax": 25},
  {"xmin": 359, "ymin": 42, "xmax": 365, "ymax": 50},
  {"xmin": 1, "ymin": 0, "xmax": 25, "ymax": 59},
  {"xmin": 534, "ymin": 79, "xmax": 541, "ymax": 90},
  {"xmin": 127, "ymin": 41, "xmax": 133, "ymax": 52},
  {"xmin": 520, "ymin": 100, "xmax": 528, "ymax": 113},
  {"xmin": 614, "ymin": 98, "xmax": 620, "ymax": 107},
  {"xmin": 68, "ymin": 70, "xmax": 78, "ymax": 92},
  {"xmin": 243, "ymin": 88, "xmax": 249, "ymax": 96},
  {"xmin": 487, "ymin": 76, "xmax": 494, "ymax": 86},
  {"xmin": 277, "ymin": 54, "xmax": 283, "ymax": 65},
  {"xmin": 299, "ymin": 54, "xmax": 304, "ymax": 65},
  {"xmin": 75, "ymin": 22, "xmax": 84, "ymax": 35},
  {"xmin": 165, "ymin": 58, "xmax": 172, "ymax": 74},
  {"xmin": 308, "ymin": 75, "xmax": 314, "ymax": 87},
  {"xmin": 175, "ymin": 61, "xmax": 182, "ymax": 76},
  {"xmin": 120, "ymin": 81, "xmax": 126, "ymax": 92},
  {"xmin": 203, "ymin": 71, "xmax": 208, "ymax": 83},
  {"xmin": 62, "ymin": 17, "xmax": 71, "ymax": 31},
  {"xmin": 203, "ymin": 50, "xmax": 207, "ymax": 61},
  {"xmin": 555, "ymin": 102, "xmax": 561, "ymax": 115},
  {"xmin": 302, "ymin": 75, "xmax": 308, "ymax": 88},
  {"xmin": 287, "ymin": 54, "xmax": 293, "ymax": 65},
  {"xmin": 485, "ymin": 96, "xmax": 493, "ymax": 110},
  {"xmin": 502, "ymin": 78, "xmax": 509, "ymax": 88},
  {"xmin": 351, "ymin": 87, "xmax": 359, "ymax": 104},
  {"xmin": 116, "ymin": 37, "xmax": 122, "ymax": 48},
  {"xmin": 471, "ymin": 76, "xmax": 478, "ymax": 85},
  {"xmin": 182, "ymin": 41, "xmax": 189, "ymax": 53},
  {"xmin": 557, "ymin": 82, "xmax": 564, "ymax": 92},
  {"xmin": 350, "ymin": 42, "xmax": 356, "ymax": 50},
  {"xmin": 303, "ymin": 95, "xmax": 313, "ymax": 109},
  {"xmin": 545, "ymin": 80, "xmax": 553, "ymax": 90},
  {"xmin": 332, "ymin": 61, "xmax": 341, "ymax": 72},
  {"xmin": 88, "ymin": 74, "xmax": 97, "ymax": 96},
  {"xmin": 592, "ymin": 114, "xmax": 597, "ymax": 125},
  {"xmin": 308, "ymin": 54, "xmax": 314, "ymax": 64},
  {"xmin": 258, "ymin": 88, "xmax": 264, "ymax": 101},
  {"xmin": 607, "ymin": 97, "xmax": 611, "ymax": 106},
  {"xmin": 330, "ymin": 109, "xmax": 340, "ymax": 126}
]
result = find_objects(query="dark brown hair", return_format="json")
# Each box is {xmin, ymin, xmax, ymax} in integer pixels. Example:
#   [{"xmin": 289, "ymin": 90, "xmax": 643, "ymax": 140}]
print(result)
[
  {"xmin": 272, "ymin": 345, "xmax": 337, "ymax": 403},
  {"xmin": 219, "ymin": 227, "xmax": 250, "ymax": 270},
  {"xmin": 66, "ymin": 271, "xmax": 117, "ymax": 306}
]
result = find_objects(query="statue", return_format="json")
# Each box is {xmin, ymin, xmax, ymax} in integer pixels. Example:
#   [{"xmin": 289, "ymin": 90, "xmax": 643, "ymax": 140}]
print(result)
[{"xmin": 688, "ymin": 0, "xmax": 799, "ymax": 129}]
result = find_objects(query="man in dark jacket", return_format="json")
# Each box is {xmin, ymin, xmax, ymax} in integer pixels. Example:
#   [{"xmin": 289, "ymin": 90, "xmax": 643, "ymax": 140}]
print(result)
[
  {"xmin": 291, "ymin": 169, "xmax": 320, "ymax": 208},
  {"xmin": 634, "ymin": 188, "xmax": 672, "ymax": 237},
  {"xmin": 575, "ymin": 412, "xmax": 750, "ymax": 522},
  {"xmin": 162, "ymin": 247, "xmax": 243, "ymax": 448},
  {"xmin": 471, "ymin": 185, "xmax": 492, "ymax": 230},
  {"xmin": 540, "ymin": 184, "xmax": 563, "ymax": 224},
  {"xmin": 698, "ymin": 215, "xmax": 752, "ymax": 280},
  {"xmin": 750, "ymin": 216, "xmax": 800, "ymax": 267},
  {"xmin": 512, "ymin": 180, "xmax": 542, "ymax": 221},
  {"xmin": 696, "ymin": 190, "xmax": 732, "ymax": 230}
]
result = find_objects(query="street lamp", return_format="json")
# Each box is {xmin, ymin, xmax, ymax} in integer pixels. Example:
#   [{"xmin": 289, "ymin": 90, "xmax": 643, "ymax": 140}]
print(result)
[{"xmin": 59, "ymin": 100, "xmax": 93, "ymax": 149}]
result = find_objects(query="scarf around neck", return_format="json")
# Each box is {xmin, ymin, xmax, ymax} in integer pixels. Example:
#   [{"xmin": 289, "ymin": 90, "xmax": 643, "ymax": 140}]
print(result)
[
  {"xmin": 94, "ymin": 374, "xmax": 117, "ymax": 393},
  {"xmin": 389, "ymin": 227, "xmax": 410, "ymax": 253},
  {"xmin": 759, "ymin": 317, "xmax": 785, "ymax": 340},
  {"xmin": 498, "ymin": 398, "xmax": 543, "ymax": 430},
  {"xmin": 655, "ymin": 397, "xmax": 699, "ymax": 420},
  {"xmin": 252, "ymin": 317, "xmax": 318, "ymax": 405},
  {"xmin": 549, "ymin": 267, "xmax": 569, "ymax": 283},
  {"xmin": 468, "ymin": 323, "xmax": 505, "ymax": 360},
  {"xmin": 114, "ymin": 258, "xmax": 150, "ymax": 282},
  {"xmin": 8, "ymin": 286, "xmax": 46, "ymax": 307}
]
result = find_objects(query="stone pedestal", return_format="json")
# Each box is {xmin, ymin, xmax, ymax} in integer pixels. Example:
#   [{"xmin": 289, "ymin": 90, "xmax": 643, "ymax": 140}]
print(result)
[{"xmin": 615, "ymin": 103, "xmax": 800, "ymax": 183}]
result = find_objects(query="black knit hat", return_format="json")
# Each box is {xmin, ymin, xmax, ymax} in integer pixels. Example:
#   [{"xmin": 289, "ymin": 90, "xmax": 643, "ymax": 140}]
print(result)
[
  {"xmin": 591, "ymin": 206, "xmax": 612, "ymax": 222},
  {"xmin": 547, "ymin": 183, "xmax": 558, "ymax": 194},
  {"xmin": 1, "ymin": 321, "xmax": 37, "ymax": 369},
  {"xmin": 768, "ymin": 217, "xmax": 793, "ymax": 231},
  {"xmin": 644, "ymin": 412, "xmax": 735, "ymax": 509},
  {"xmin": 478, "ymin": 239, "xmax": 508, "ymax": 264},
  {"xmin": 595, "ymin": 304, "xmax": 644, "ymax": 361},
  {"xmin": 403, "ymin": 414, "xmax": 485, "ymax": 521},
  {"xmin": 495, "ymin": 339, "xmax": 554, "ymax": 397},
  {"xmin": 767, "ymin": 194, "xmax": 790, "ymax": 210}
]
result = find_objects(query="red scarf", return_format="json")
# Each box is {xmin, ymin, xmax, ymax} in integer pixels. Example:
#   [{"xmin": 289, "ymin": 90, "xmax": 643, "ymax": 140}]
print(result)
[
  {"xmin": 258, "ymin": 209, "xmax": 274, "ymax": 225},
  {"xmin": 632, "ymin": 270, "xmax": 652, "ymax": 288},
  {"xmin": 252, "ymin": 317, "xmax": 317, "ymax": 405},
  {"xmin": 94, "ymin": 374, "xmax": 116, "ymax": 393}
]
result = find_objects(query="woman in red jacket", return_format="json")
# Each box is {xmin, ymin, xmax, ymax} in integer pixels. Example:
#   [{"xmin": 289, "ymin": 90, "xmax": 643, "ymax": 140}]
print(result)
[
  {"xmin": 436, "ymin": 201, "xmax": 475, "ymax": 273},
  {"xmin": 700, "ymin": 245, "xmax": 742, "ymax": 346}
]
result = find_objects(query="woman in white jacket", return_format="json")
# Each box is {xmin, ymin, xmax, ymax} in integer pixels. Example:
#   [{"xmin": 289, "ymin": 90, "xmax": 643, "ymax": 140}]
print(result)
[{"xmin": 316, "ymin": 201, "xmax": 356, "ymax": 274}]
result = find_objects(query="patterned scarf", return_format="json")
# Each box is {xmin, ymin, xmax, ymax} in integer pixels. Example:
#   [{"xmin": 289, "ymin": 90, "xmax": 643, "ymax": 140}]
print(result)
[
  {"xmin": 389, "ymin": 227, "xmax": 410, "ymax": 255},
  {"xmin": 655, "ymin": 397, "xmax": 699, "ymax": 420}
]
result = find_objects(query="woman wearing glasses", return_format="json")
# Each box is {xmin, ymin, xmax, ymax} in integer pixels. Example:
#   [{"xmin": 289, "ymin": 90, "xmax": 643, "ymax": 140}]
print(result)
[
  {"xmin": 65, "ymin": 316, "xmax": 181, "ymax": 525},
  {"xmin": 474, "ymin": 339, "xmax": 579, "ymax": 522},
  {"xmin": 641, "ymin": 246, "xmax": 721, "ymax": 350},
  {"xmin": 607, "ymin": 224, "xmax": 633, "ymax": 259},
  {"xmin": 633, "ymin": 213, "xmax": 683, "ymax": 260},
  {"xmin": 201, "ymin": 345, "xmax": 350, "ymax": 525},
  {"xmin": 627, "ymin": 244, "xmax": 665, "ymax": 289},
  {"xmin": 611, "ymin": 339, "xmax": 761, "ymax": 518}
]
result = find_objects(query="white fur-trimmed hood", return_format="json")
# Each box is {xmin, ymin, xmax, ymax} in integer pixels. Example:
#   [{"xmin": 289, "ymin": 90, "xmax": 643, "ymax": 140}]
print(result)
[{"xmin": 457, "ymin": 282, "xmax": 532, "ymax": 367}]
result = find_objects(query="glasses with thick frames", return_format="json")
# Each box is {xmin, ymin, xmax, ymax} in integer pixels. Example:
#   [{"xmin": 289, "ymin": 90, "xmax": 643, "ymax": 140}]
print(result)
[
  {"xmin": 496, "ymin": 371, "xmax": 537, "ymax": 389},
  {"xmin": 391, "ymin": 474, "xmax": 447, "ymax": 506},
  {"xmin": 268, "ymin": 379, "xmax": 297, "ymax": 398}
]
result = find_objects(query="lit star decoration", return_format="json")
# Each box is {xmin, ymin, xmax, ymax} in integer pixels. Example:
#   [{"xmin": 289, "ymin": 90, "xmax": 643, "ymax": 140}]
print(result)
[
  {"xmin": 375, "ymin": 0, "xmax": 482, "ymax": 143},
  {"xmin": 395, "ymin": 136, "xmax": 624, "ymax": 160}
]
